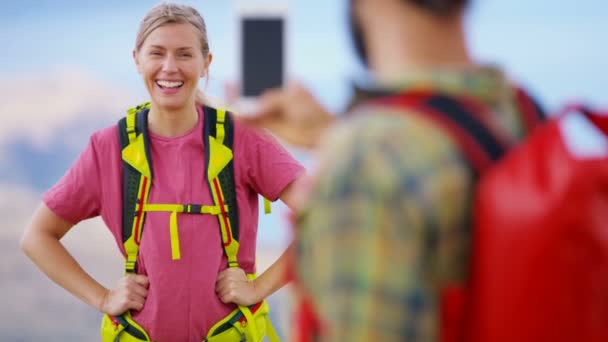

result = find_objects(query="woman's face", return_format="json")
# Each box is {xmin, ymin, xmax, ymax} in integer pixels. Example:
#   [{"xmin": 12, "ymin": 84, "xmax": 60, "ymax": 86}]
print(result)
[{"xmin": 134, "ymin": 22, "xmax": 210, "ymax": 113}]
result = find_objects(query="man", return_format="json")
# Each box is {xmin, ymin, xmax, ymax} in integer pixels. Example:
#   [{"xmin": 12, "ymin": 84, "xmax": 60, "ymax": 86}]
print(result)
[{"xmin": 242, "ymin": 0, "xmax": 540, "ymax": 340}]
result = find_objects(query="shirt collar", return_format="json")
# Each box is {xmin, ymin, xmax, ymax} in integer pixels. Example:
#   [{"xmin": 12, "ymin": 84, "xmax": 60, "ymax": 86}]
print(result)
[{"xmin": 348, "ymin": 65, "xmax": 511, "ymax": 111}]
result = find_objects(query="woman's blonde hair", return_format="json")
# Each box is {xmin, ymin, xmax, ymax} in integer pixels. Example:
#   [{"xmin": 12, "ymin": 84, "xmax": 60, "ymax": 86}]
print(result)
[{"xmin": 135, "ymin": 2, "xmax": 210, "ymax": 56}]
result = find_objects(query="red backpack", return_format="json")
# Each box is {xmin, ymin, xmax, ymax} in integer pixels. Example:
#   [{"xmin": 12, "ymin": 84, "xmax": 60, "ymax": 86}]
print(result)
[
  {"xmin": 293, "ymin": 89, "xmax": 608, "ymax": 341},
  {"xmin": 380, "ymin": 90, "xmax": 608, "ymax": 342},
  {"xmin": 465, "ymin": 102, "xmax": 608, "ymax": 342}
]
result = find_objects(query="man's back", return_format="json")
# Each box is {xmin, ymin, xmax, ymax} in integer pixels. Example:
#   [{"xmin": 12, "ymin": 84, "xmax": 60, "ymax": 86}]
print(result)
[{"xmin": 295, "ymin": 66, "xmax": 536, "ymax": 341}]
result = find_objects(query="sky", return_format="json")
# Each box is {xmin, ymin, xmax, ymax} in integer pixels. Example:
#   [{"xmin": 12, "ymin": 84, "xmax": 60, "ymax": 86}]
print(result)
[{"xmin": 0, "ymin": 0, "xmax": 606, "ymax": 248}]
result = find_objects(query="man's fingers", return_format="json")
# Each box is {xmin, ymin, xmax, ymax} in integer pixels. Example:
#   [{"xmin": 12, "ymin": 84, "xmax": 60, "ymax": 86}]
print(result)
[{"xmin": 252, "ymin": 88, "xmax": 286, "ymax": 118}]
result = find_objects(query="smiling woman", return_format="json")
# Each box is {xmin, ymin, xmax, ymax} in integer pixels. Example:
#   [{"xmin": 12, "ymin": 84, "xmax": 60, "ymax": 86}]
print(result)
[
  {"xmin": 134, "ymin": 21, "xmax": 211, "ymax": 137},
  {"xmin": 133, "ymin": 4, "xmax": 211, "ymax": 138},
  {"xmin": 19, "ymin": 3, "xmax": 305, "ymax": 342}
]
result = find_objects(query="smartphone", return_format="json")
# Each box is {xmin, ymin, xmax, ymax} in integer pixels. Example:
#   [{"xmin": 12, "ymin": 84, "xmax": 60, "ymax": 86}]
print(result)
[{"xmin": 235, "ymin": 2, "xmax": 287, "ymax": 111}]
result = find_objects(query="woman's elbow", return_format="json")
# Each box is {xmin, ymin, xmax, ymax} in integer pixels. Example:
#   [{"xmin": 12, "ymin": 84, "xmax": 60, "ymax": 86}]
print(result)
[
  {"xmin": 19, "ymin": 226, "xmax": 36, "ymax": 257},
  {"xmin": 19, "ymin": 204, "xmax": 69, "ymax": 256}
]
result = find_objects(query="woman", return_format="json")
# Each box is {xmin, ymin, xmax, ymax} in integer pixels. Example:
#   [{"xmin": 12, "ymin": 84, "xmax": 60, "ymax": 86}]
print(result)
[{"xmin": 20, "ymin": 3, "xmax": 304, "ymax": 341}]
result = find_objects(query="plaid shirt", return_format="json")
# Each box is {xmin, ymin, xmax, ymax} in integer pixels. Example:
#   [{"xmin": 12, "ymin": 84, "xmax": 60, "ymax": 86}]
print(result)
[{"xmin": 295, "ymin": 67, "xmax": 533, "ymax": 341}]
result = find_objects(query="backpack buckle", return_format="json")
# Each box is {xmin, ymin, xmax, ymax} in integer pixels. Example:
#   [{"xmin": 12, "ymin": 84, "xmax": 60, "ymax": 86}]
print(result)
[{"xmin": 183, "ymin": 204, "xmax": 202, "ymax": 214}]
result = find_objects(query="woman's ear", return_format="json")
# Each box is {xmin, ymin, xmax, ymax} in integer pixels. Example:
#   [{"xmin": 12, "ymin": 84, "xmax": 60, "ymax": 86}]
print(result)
[
  {"xmin": 202, "ymin": 52, "xmax": 213, "ymax": 77},
  {"xmin": 133, "ymin": 49, "xmax": 142, "ymax": 74}
]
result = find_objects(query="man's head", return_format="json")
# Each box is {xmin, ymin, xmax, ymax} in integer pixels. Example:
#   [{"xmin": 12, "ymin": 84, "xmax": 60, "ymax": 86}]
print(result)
[{"xmin": 349, "ymin": 0, "xmax": 470, "ymax": 67}]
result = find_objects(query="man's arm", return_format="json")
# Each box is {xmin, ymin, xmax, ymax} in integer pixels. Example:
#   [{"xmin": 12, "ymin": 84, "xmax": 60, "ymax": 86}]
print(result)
[{"xmin": 237, "ymin": 82, "xmax": 335, "ymax": 149}]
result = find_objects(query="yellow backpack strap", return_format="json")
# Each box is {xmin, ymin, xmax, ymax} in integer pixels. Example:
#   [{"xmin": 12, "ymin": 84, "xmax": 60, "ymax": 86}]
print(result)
[
  {"xmin": 263, "ymin": 198, "xmax": 272, "ymax": 214},
  {"xmin": 203, "ymin": 106, "xmax": 241, "ymax": 268},
  {"xmin": 142, "ymin": 203, "xmax": 228, "ymax": 260},
  {"xmin": 118, "ymin": 102, "xmax": 153, "ymax": 274},
  {"xmin": 118, "ymin": 103, "xmax": 152, "ymax": 273},
  {"xmin": 203, "ymin": 106, "xmax": 281, "ymax": 341},
  {"xmin": 105, "ymin": 102, "xmax": 153, "ymax": 342},
  {"xmin": 206, "ymin": 299, "xmax": 280, "ymax": 342},
  {"xmin": 101, "ymin": 310, "xmax": 151, "ymax": 341}
]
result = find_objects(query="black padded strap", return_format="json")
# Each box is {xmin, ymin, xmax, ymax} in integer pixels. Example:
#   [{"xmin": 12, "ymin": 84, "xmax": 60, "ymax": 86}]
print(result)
[
  {"xmin": 202, "ymin": 106, "xmax": 240, "ymax": 244},
  {"xmin": 114, "ymin": 314, "xmax": 148, "ymax": 340},
  {"xmin": 423, "ymin": 95, "xmax": 506, "ymax": 165},
  {"xmin": 117, "ymin": 108, "xmax": 153, "ymax": 256},
  {"xmin": 118, "ymin": 118, "xmax": 140, "ymax": 245}
]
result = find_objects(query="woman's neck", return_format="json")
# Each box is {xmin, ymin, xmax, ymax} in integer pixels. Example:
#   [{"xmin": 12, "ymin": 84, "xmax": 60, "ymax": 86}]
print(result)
[{"xmin": 147, "ymin": 104, "xmax": 199, "ymax": 138}]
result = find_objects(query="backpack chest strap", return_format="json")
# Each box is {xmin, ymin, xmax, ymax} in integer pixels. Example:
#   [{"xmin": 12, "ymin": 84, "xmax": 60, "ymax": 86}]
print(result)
[{"xmin": 141, "ymin": 203, "xmax": 229, "ymax": 260}]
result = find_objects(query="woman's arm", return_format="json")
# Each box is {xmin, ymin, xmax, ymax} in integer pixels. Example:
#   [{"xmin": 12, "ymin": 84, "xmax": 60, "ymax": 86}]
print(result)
[
  {"xmin": 20, "ymin": 203, "xmax": 149, "ymax": 315},
  {"xmin": 215, "ymin": 174, "xmax": 306, "ymax": 305}
]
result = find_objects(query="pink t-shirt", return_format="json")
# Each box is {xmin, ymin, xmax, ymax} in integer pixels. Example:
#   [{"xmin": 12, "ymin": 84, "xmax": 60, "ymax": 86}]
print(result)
[{"xmin": 43, "ymin": 106, "xmax": 304, "ymax": 341}]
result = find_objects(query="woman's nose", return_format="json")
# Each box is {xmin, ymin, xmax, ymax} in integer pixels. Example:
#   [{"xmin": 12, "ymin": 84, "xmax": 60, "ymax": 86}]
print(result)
[{"xmin": 161, "ymin": 56, "xmax": 178, "ymax": 72}]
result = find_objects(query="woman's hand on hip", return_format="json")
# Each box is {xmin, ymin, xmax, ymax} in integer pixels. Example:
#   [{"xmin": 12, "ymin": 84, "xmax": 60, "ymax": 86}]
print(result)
[
  {"xmin": 100, "ymin": 274, "xmax": 149, "ymax": 316},
  {"xmin": 215, "ymin": 267, "xmax": 261, "ymax": 306}
]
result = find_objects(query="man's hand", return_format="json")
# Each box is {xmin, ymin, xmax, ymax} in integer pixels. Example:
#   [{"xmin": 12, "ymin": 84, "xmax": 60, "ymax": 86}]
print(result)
[
  {"xmin": 99, "ymin": 274, "xmax": 149, "ymax": 315},
  {"xmin": 215, "ymin": 267, "xmax": 260, "ymax": 306},
  {"xmin": 237, "ymin": 82, "xmax": 335, "ymax": 149}
]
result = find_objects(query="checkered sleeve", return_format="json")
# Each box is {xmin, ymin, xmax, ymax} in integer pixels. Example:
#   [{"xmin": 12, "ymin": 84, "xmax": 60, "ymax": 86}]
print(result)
[{"xmin": 296, "ymin": 111, "xmax": 472, "ymax": 342}]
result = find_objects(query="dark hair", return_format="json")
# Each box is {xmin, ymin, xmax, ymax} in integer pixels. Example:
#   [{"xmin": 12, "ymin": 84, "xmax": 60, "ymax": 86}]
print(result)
[{"xmin": 409, "ymin": 0, "xmax": 469, "ymax": 15}]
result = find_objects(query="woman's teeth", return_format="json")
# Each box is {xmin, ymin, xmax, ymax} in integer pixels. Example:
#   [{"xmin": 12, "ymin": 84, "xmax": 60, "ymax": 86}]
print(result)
[{"xmin": 157, "ymin": 80, "xmax": 184, "ymax": 88}]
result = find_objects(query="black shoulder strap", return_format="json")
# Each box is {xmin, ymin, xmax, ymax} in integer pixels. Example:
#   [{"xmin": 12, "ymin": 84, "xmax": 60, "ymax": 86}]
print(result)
[
  {"xmin": 202, "ymin": 106, "xmax": 240, "ymax": 243},
  {"xmin": 117, "ymin": 108, "xmax": 153, "ymax": 249},
  {"xmin": 415, "ymin": 94, "xmax": 508, "ymax": 177}
]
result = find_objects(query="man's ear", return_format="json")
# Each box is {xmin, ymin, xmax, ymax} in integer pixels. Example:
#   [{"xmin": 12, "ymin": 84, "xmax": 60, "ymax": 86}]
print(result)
[{"xmin": 133, "ymin": 49, "xmax": 142, "ymax": 74}]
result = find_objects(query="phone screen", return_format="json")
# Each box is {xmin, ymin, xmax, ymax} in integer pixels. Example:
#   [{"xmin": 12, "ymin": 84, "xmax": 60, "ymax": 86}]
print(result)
[{"xmin": 241, "ymin": 17, "xmax": 284, "ymax": 97}]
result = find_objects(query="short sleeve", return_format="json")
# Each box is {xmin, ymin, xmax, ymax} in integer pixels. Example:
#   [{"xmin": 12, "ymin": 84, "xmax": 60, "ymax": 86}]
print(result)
[
  {"xmin": 42, "ymin": 134, "xmax": 103, "ymax": 224},
  {"xmin": 237, "ymin": 124, "xmax": 305, "ymax": 201}
]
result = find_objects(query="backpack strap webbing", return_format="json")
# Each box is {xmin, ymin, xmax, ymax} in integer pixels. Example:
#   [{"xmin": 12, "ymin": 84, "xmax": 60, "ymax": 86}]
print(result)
[
  {"xmin": 202, "ymin": 106, "xmax": 241, "ymax": 268},
  {"xmin": 117, "ymin": 103, "xmax": 153, "ymax": 274}
]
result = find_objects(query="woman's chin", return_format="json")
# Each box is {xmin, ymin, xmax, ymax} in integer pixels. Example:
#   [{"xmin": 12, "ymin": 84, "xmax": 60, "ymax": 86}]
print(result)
[{"xmin": 151, "ymin": 98, "xmax": 192, "ymax": 112}]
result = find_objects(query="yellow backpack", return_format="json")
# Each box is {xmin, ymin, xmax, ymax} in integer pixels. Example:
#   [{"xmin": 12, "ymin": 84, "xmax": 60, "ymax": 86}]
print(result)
[{"xmin": 100, "ymin": 103, "xmax": 278, "ymax": 342}]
